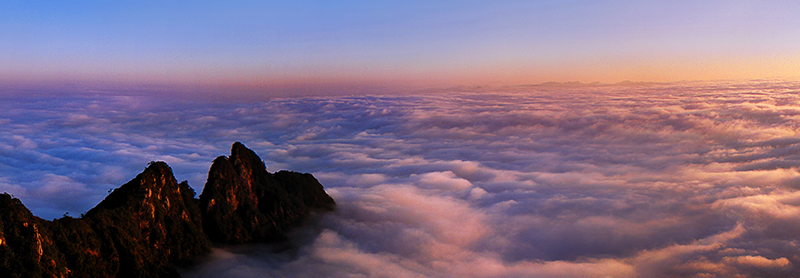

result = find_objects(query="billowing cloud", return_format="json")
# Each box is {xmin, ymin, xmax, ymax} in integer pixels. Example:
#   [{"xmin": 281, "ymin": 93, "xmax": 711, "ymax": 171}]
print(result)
[{"xmin": 3, "ymin": 80, "xmax": 800, "ymax": 277}]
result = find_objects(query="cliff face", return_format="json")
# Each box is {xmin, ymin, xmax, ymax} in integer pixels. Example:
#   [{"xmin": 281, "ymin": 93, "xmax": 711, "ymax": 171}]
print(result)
[
  {"xmin": 0, "ymin": 194, "xmax": 69, "ymax": 278},
  {"xmin": 199, "ymin": 142, "xmax": 335, "ymax": 243},
  {"xmin": 78, "ymin": 161, "xmax": 210, "ymax": 277},
  {"xmin": 0, "ymin": 142, "xmax": 334, "ymax": 277}
]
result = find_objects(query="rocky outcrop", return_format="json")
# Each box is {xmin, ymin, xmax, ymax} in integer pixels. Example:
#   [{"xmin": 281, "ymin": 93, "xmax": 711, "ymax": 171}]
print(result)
[
  {"xmin": 0, "ymin": 142, "xmax": 334, "ymax": 277},
  {"xmin": 199, "ymin": 142, "xmax": 335, "ymax": 243},
  {"xmin": 78, "ymin": 161, "xmax": 210, "ymax": 277},
  {"xmin": 0, "ymin": 194, "xmax": 69, "ymax": 278}
]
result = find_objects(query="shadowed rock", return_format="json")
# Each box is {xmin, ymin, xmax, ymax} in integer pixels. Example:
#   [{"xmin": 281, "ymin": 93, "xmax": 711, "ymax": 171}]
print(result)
[
  {"xmin": 0, "ymin": 142, "xmax": 334, "ymax": 277},
  {"xmin": 199, "ymin": 142, "xmax": 335, "ymax": 243},
  {"xmin": 0, "ymin": 194, "xmax": 69, "ymax": 277}
]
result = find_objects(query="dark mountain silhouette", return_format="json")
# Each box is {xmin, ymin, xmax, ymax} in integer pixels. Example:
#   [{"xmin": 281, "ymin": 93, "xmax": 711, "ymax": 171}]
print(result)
[{"xmin": 0, "ymin": 142, "xmax": 335, "ymax": 277}]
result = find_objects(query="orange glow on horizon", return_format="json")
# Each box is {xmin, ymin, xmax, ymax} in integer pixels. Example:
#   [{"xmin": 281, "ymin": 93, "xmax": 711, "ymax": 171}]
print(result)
[{"xmin": 3, "ymin": 51, "xmax": 798, "ymax": 92}]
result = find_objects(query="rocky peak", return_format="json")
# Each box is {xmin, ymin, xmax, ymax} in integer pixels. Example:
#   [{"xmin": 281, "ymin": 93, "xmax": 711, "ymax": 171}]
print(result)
[
  {"xmin": 0, "ymin": 141, "xmax": 335, "ymax": 277},
  {"xmin": 230, "ymin": 141, "xmax": 267, "ymax": 182},
  {"xmin": 88, "ymin": 161, "xmax": 183, "ymax": 214},
  {"xmin": 81, "ymin": 161, "xmax": 210, "ymax": 277},
  {"xmin": 199, "ymin": 142, "xmax": 335, "ymax": 243},
  {"xmin": 0, "ymin": 194, "xmax": 69, "ymax": 277}
]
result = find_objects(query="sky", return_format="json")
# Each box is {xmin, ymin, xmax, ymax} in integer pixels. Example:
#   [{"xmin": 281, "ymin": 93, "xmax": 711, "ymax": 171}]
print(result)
[
  {"xmin": 3, "ymin": 80, "xmax": 800, "ymax": 277},
  {"xmin": 1, "ymin": 1, "xmax": 800, "ymax": 90}
]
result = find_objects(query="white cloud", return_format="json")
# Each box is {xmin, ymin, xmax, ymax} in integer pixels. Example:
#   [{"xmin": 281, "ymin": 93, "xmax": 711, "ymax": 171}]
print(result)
[{"xmin": 3, "ymin": 80, "xmax": 800, "ymax": 277}]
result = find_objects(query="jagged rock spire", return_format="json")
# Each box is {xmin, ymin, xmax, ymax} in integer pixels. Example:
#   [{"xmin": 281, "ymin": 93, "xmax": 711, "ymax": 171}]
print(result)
[
  {"xmin": 0, "ymin": 142, "xmax": 335, "ymax": 277},
  {"xmin": 199, "ymin": 142, "xmax": 335, "ymax": 243}
]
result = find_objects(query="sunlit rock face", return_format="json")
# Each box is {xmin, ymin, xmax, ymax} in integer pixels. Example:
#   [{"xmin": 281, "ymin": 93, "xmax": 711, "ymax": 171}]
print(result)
[
  {"xmin": 0, "ymin": 194, "xmax": 69, "ymax": 278},
  {"xmin": 0, "ymin": 142, "xmax": 334, "ymax": 277},
  {"xmin": 82, "ymin": 161, "xmax": 211, "ymax": 277},
  {"xmin": 200, "ymin": 142, "xmax": 335, "ymax": 243}
]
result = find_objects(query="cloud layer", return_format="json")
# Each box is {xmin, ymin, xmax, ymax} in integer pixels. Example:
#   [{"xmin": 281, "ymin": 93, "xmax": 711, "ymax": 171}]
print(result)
[{"xmin": 2, "ymin": 80, "xmax": 800, "ymax": 277}]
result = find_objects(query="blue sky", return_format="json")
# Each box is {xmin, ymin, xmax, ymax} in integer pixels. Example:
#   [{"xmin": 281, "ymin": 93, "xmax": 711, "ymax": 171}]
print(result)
[{"xmin": 1, "ymin": 1, "xmax": 799, "ymax": 89}]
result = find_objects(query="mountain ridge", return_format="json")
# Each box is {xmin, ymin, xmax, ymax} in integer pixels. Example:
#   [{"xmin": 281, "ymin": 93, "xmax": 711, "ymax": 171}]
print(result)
[{"xmin": 0, "ymin": 142, "xmax": 335, "ymax": 277}]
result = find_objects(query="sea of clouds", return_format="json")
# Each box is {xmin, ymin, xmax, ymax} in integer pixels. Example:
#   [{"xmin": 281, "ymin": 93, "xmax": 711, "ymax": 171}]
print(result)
[{"xmin": 2, "ymin": 80, "xmax": 800, "ymax": 277}]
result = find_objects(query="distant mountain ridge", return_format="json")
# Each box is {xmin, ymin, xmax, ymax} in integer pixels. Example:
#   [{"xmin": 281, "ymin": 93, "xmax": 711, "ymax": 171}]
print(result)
[{"xmin": 0, "ymin": 142, "xmax": 335, "ymax": 277}]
